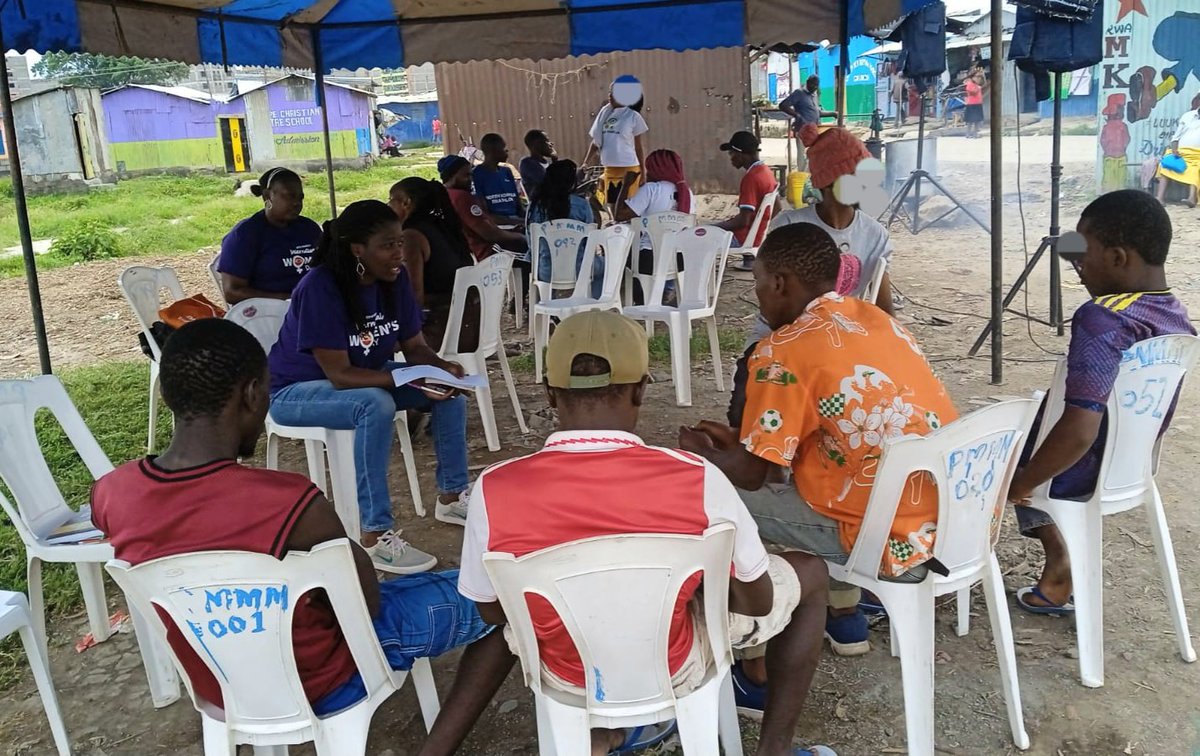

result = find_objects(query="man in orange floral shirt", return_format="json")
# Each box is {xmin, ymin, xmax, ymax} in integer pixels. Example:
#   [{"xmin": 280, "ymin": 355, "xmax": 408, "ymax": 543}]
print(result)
[{"xmin": 681, "ymin": 223, "xmax": 957, "ymax": 668}]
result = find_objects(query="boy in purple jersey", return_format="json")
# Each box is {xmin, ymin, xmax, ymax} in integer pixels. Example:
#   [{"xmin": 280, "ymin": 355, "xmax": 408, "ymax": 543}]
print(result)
[{"xmin": 1007, "ymin": 190, "xmax": 1194, "ymax": 614}]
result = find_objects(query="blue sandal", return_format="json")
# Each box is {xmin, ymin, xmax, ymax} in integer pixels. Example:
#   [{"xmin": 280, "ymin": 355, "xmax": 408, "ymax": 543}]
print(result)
[
  {"xmin": 609, "ymin": 720, "xmax": 677, "ymax": 753},
  {"xmin": 1016, "ymin": 585, "xmax": 1075, "ymax": 616}
]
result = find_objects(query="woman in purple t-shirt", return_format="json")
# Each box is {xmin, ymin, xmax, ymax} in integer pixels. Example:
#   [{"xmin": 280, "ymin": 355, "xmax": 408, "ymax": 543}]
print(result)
[
  {"xmin": 217, "ymin": 168, "xmax": 322, "ymax": 304},
  {"xmin": 267, "ymin": 200, "xmax": 471, "ymax": 575}
]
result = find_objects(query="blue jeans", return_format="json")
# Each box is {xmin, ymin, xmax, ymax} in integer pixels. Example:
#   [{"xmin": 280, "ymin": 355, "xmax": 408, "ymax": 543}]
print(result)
[
  {"xmin": 536, "ymin": 240, "xmax": 604, "ymax": 299},
  {"xmin": 312, "ymin": 570, "xmax": 493, "ymax": 715},
  {"xmin": 269, "ymin": 362, "xmax": 470, "ymax": 533}
]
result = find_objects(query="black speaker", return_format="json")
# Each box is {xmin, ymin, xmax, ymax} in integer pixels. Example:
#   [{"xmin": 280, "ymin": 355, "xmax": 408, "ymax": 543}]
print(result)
[{"xmin": 898, "ymin": 1, "xmax": 947, "ymax": 79}]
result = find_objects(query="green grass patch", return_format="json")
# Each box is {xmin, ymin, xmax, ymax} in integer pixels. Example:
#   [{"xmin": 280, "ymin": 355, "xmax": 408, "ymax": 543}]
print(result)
[
  {"xmin": 0, "ymin": 360, "xmax": 170, "ymax": 688},
  {"xmin": 0, "ymin": 162, "xmax": 439, "ymax": 279}
]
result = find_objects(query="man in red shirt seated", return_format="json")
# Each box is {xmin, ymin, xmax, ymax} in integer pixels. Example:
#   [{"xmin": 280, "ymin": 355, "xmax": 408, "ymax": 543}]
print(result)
[
  {"xmin": 91, "ymin": 319, "xmax": 514, "ymax": 755},
  {"xmin": 716, "ymin": 130, "xmax": 779, "ymax": 271},
  {"xmin": 439, "ymin": 154, "xmax": 527, "ymax": 262},
  {"xmin": 458, "ymin": 311, "xmax": 836, "ymax": 756}
]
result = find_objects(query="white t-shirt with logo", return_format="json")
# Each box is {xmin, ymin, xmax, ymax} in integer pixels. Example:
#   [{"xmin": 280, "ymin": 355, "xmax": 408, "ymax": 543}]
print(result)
[
  {"xmin": 769, "ymin": 205, "xmax": 893, "ymax": 296},
  {"xmin": 626, "ymin": 180, "xmax": 696, "ymax": 249},
  {"xmin": 589, "ymin": 104, "xmax": 649, "ymax": 168}
]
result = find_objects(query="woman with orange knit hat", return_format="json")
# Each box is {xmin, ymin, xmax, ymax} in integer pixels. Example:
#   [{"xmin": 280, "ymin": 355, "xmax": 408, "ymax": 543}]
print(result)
[{"xmin": 771, "ymin": 123, "xmax": 895, "ymax": 317}]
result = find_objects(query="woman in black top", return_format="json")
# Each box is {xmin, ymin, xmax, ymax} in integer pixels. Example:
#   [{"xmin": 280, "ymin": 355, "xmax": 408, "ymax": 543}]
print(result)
[{"xmin": 389, "ymin": 177, "xmax": 479, "ymax": 352}]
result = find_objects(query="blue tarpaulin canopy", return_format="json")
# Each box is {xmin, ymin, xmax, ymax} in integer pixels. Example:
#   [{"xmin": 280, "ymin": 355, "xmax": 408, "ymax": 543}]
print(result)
[
  {"xmin": 4, "ymin": 0, "xmax": 937, "ymax": 70},
  {"xmin": 3, "ymin": 0, "xmax": 945, "ymax": 376}
]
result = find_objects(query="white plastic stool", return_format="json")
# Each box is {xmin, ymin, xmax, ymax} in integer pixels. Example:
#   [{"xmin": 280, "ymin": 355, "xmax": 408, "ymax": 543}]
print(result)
[
  {"xmin": 0, "ymin": 590, "xmax": 72, "ymax": 755},
  {"xmin": 264, "ymin": 413, "xmax": 425, "ymax": 542}
]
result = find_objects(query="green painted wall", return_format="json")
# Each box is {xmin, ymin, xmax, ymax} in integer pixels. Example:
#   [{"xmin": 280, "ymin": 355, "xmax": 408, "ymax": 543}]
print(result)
[
  {"xmin": 112, "ymin": 138, "xmax": 225, "ymax": 172},
  {"xmin": 272, "ymin": 130, "xmax": 360, "ymax": 161}
]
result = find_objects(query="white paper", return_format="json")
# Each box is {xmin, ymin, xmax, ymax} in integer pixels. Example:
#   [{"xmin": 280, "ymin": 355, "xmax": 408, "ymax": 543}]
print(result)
[{"xmin": 391, "ymin": 365, "xmax": 487, "ymax": 392}]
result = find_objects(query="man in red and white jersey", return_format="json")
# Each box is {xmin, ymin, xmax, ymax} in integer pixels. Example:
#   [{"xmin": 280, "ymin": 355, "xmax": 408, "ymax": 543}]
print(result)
[
  {"xmin": 458, "ymin": 310, "xmax": 835, "ymax": 756},
  {"xmin": 91, "ymin": 318, "xmax": 515, "ymax": 755}
]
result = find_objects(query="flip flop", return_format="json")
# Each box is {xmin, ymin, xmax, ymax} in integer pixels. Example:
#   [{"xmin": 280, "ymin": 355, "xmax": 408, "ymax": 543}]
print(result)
[
  {"xmin": 1016, "ymin": 585, "xmax": 1075, "ymax": 616},
  {"xmin": 609, "ymin": 720, "xmax": 678, "ymax": 754}
]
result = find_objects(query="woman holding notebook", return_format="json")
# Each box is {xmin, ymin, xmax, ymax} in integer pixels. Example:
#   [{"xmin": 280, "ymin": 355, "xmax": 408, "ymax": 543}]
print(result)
[{"xmin": 267, "ymin": 200, "xmax": 472, "ymax": 575}]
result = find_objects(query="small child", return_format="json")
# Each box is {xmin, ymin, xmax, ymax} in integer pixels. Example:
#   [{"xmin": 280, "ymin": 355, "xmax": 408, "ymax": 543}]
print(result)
[{"xmin": 1007, "ymin": 189, "xmax": 1194, "ymax": 614}]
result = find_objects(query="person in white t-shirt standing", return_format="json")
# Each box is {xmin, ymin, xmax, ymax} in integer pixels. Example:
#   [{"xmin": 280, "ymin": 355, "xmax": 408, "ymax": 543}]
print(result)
[{"xmin": 583, "ymin": 75, "xmax": 649, "ymax": 207}]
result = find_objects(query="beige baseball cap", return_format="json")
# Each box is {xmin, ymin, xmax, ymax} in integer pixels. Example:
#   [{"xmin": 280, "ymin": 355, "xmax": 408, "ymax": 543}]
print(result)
[{"xmin": 545, "ymin": 310, "xmax": 649, "ymax": 389}]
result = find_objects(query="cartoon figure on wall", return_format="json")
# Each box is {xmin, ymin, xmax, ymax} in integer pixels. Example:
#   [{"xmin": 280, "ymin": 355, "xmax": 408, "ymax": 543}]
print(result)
[
  {"xmin": 1127, "ymin": 11, "xmax": 1200, "ymax": 124},
  {"xmin": 1101, "ymin": 94, "xmax": 1131, "ymax": 191}
]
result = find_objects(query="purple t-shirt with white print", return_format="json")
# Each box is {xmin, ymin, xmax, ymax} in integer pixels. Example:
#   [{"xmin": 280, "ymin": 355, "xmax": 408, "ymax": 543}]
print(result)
[
  {"xmin": 218, "ymin": 210, "xmax": 322, "ymax": 296},
  {"xmin": 268, "ymin": 265, "xmax": 423, "ymax": 393}
]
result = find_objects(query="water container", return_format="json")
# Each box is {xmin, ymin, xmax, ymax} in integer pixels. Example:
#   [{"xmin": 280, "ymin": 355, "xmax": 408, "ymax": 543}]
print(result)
[{"xmin": 788, "ymin": 170, "xmax": 809, "ymax": 209}]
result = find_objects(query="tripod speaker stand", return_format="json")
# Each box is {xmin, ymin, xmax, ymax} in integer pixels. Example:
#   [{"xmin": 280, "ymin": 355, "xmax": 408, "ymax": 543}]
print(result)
[
  {"xmin": 968, "ymin": 71, "xmax": 1068, "ymax": 357},
  {"xmin": 880, "ymin": 90, "xmax": 991, "ymax": 235}
]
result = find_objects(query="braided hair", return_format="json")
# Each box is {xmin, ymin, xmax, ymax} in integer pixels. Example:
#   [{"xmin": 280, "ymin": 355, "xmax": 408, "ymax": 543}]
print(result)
[
  {"xmin": 531, "ymin": 159, "xmax": 579, "ymax": 222},
  {"xmin": 757, "ymin": 223, "xmax": 841, "ymax": 287},
  {"xmin": 160, "ymin": 319, "xmax": 266, "ymax": 421},
  {"xmin": 311, "ymin": 199, "xmax": 401, "ymax": 331}
]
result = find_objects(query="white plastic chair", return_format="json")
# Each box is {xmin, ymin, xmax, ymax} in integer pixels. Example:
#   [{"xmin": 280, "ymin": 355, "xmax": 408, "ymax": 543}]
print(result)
[
  {"xmin": 734, "ymin": 190, "xmax": 779, "ymax": 261},
  {"xmin": 118, "ymin": 265, "xmax": 185, "ymax": 453},
  {"xmin": 483, "ymin": 524, "xmax": 743, "ymax": 756},
  {"xmin": 106, "ymin": 539, "xmax": 441, "ymax": 755},
  {"xmin": 1023, "ymin": 334, "xmax": 1200, "ymax": 688},
  {"xmin": 440, "ymin": 252, "xmax": 529, "ymax": 452},
  {"xmin": 0, "ymin": 377, "xmax": 181, "ymax": 709},
  {"xmin": 623, "ymin": 227, "xmax": 733, "ymax": 407},
  {"xmin": 860, "ymin": 256, "xmax": 889, "ymax": 305},
  {"xmin": 0, "ymin": 590, "xmax": 72, "ymax": 755},
  {"xmin": 532, "ymin": 225, "xmax": 634, "ymax": 382},
  {"xmin": 222, "ymin": 300, "xmax": 426, "ymax": 540},
  {"xmin": 209, "ymin": 253, "xmax": 225, "ymax": 303},
  {"xmin": 622, "ymin": 211, "xmax": 695, "ymax": 307},
  {"xmin": 829, "ymin": 399, "xmax": 1040, "ymax": 756},
  {"xmin": 527, "ymin": 220, "xmax": 597, "ymax": 338}
]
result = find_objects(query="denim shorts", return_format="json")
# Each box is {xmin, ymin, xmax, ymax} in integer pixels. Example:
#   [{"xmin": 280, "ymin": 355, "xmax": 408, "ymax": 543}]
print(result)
[{"xmin": 312, "ymin": 570, "xmax": 492, "ymax": 715}]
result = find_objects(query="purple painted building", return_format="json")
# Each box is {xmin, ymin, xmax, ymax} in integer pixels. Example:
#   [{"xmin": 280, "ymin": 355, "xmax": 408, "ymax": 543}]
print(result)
[{"xmin": 102, "ymin": 76, "xmax": 376, "ymax": 174}]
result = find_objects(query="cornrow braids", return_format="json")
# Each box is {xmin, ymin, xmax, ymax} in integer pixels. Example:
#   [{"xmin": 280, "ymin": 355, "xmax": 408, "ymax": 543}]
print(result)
[
  {"xmin": 757, "ymin": 223, "xmax": 841, "ymax": 286},
  {"xmin": 311, "ymin": 199, "xmax": 401, "ymax": 331},
  {"xmin": 159, "ymin": 319, "xmax": 266, "ymax": 421}
]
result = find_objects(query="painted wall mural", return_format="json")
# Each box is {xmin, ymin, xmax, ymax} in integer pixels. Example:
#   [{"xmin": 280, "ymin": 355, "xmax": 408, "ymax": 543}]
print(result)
[{"xmin": 1097, "ymin": 1, "xmax": 1199, "ymax": 191}]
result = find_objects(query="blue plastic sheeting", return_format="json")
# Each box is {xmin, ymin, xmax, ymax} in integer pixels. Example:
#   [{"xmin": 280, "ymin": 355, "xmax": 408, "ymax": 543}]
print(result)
[{"xmin": 0, "ymin": 0, "xmax": 940, "ymax": 70}]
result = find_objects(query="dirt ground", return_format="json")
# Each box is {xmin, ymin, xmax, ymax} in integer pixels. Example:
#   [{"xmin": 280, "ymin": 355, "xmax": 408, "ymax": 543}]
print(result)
[{"xmin": 3, "ymin": 150, "xmax": 1200, "ymax": 755}]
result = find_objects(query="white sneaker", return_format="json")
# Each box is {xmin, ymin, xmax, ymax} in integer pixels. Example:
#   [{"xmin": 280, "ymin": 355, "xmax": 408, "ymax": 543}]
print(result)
[
  {"xmin": 435, "ymin": 491, "xmax": 469, "ymax": 527},
  {"xmin": 367, "ymin": 530, "xmax": 437, "ymax": 574}
]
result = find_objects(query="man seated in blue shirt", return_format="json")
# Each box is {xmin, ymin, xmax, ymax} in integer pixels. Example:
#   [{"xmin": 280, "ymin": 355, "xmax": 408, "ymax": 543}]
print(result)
[{"xmin": 472, "ymin": 133, "xmax": 524, "ymax": 228}]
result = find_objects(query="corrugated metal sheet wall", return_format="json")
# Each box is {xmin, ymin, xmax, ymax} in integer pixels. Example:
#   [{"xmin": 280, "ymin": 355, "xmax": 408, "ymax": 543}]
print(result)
[{"xmin": 435, "ymin": 47, "xmax": 749, "ymax": 194}]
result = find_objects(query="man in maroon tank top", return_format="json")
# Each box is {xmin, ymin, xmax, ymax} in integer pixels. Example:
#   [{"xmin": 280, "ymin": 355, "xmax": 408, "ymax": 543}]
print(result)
[{"xmin": 91, "ymin": 319, "xmax": 514, "ymax": 754}]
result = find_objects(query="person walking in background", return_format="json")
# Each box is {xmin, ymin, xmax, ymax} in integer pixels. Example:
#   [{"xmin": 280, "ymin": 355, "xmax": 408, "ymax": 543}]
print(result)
[
  {"xmin": 780, "ymin": 75, "xmax": 836, "ymax": 170},
  {"xmin": 217, "ymin": 167, "xmax": 322, "ymax": 304},
  {"xmin": 518, "ymin": 129, "xmax": 557, "ymax": 199},
  {"xmin": 583, "ymin": 75, "xmax": 649, "ymax": 206},
  {"xmin": 716, "ymin": 131, "xmax": 778, "ymax": 271},
  {"xmin": 891, "ymin": 72, "xmax": 907, "ymax": 127},
  {"xmin": 389, "ymin": 177, "xmax": 479, "ymax": 353},
  {"xmin": 267, "ymin": 200, "xmax": 473, "ymax": 574},
  {"xmin": 431, "ymin": 117, "xmax": 442, "ymax": 145},
  {"xmin": 964, "ymin": 66, "xmax": 986, "ymax": 139}
]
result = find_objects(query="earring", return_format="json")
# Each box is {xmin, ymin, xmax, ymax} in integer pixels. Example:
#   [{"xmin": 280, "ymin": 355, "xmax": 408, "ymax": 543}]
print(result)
[
  {"xmin": 264, "ymin": 200, "xmax": 272, "ymax": 211},
  {"xmin": 356, "ymin": 259, "xmax": 366, "ymax": 278}
]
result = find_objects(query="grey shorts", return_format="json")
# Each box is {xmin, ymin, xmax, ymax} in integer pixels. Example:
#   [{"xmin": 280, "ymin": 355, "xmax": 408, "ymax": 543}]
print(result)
[{"xmin": 737, "ymin": 482, "xmax": 926, "ymax": 583}]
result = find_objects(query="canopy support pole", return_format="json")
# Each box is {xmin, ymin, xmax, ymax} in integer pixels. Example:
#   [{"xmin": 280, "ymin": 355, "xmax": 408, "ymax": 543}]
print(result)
[
  {"xmin": 838, "ymin": 0, "xmax": 849, "ymax": 126},
  {"xmin": 0, "ymin": 17, "xmax": 51, "ymax": 374},
  {"xmin": 989, "ymin": 0, "xmax": 1004, "ymax": 383},
  {"xmin": 312, "ymin": 31, "xmax": 338, "ymax": 219}
]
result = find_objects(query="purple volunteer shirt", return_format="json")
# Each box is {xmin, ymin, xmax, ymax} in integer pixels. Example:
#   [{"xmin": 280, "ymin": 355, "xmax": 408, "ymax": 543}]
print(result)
[
  {"xmin": 268, "ymin": 265, "xmax": 423, "ymax": 393},
  {"xmin": 218, "ymin": 211, "xmax": 323, "ymax": 296},
  {"xmin": 1049, "ymin": 291, "xmax": 1193, "ymax": 498}
]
